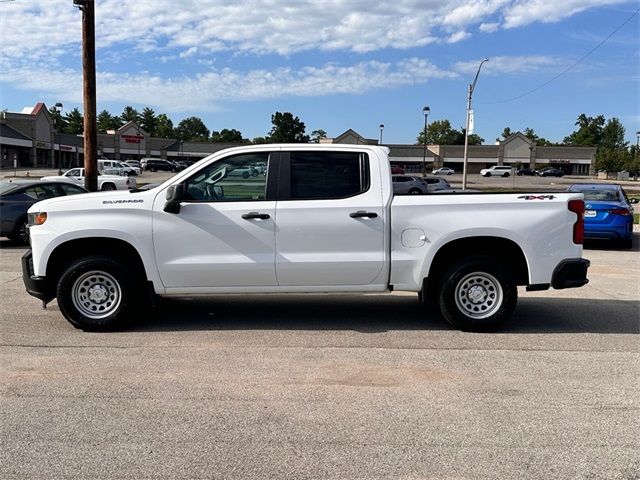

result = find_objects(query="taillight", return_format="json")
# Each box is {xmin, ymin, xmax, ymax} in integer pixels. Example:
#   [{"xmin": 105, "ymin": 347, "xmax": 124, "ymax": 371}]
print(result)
[
  {"xmin": 607, "ymin": 208, "xmax": 630, "ymax": 216},
  {"xmin": 568, "ymin": 199, "xmax": 584, "ymax": 244}
]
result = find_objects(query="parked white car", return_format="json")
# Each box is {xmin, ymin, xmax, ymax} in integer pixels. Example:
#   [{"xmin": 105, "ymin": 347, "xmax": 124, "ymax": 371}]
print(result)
[
  {"xmin": 480, "ymin": 165, "xmax": 513, "ymax": 177},
  {"xmin": 41, "ymin": 168, "xmax": 136, "ymax": 191},
  {"xmin": 432, "ymin": 167, "xmax": 455, "ymax": 175}
]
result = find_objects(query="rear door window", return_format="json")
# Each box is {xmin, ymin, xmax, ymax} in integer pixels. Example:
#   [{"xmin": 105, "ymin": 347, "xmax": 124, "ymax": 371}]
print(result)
[{"xmin": 286, "ymin": 152, "xmax": 369, "ymax": 200}]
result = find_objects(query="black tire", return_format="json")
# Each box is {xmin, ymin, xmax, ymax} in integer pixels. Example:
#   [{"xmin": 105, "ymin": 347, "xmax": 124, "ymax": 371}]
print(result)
[
  {"xmin": 242, "ymin": 171, "xmax": 250, "ymax": 179},
  {"xmin": 150, "ymin": 167, "xmax": 157, "ymax": 172},
  {"xmin": 503, "ymin": 172, "xmax": 510, "ymax": 177},
  {"xmin": 9, "ymin": 217, "xmax": 30, "ymax": 245},
  {"xmin": 408, "ymin": 188, "xmax": 422, "ymax": 195},
  {"xmin": 101, "ymin": 183, "xmax": 116, "ymax": 191},
  {"xmin": 56, "ymin": 255, "xmax": 141, "ymax": 331},
  {"xmin": 437, "ymin": 255, "xmax": 517, "ymax": 331},
  {"xmin": 485, "ymin": 173, "xmax": 491, "ymax": 177},
  {"xmin": 620, "ymin": 237, "xmax": 633, "ymax": 249}
]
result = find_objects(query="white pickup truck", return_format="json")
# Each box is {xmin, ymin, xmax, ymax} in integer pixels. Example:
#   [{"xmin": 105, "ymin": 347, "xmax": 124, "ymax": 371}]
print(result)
[{"xmin": 22, "ymin": 144, "xmax": 589, "ymax": 331}]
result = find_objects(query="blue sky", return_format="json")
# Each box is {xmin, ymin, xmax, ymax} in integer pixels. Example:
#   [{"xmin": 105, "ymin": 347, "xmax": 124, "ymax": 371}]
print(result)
[{"xmin": 0, "ymin": 0, "xmax": 638, "ymax": 145}]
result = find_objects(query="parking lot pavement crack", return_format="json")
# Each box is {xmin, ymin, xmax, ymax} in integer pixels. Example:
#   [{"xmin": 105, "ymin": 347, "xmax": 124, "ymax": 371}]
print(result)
[{"xmin": 1, "ymin": 276, "xmax": 21, "ymax": 285}]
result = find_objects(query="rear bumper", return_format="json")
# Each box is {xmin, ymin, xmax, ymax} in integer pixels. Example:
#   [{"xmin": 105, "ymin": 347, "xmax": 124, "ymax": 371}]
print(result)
[
  {"xmin": 551, "ymin": 258, "xmax": 590, "ymax": 290},
  {"xmin": 21, "ymin": 250, "xmax": 55, "ymax": 303}
]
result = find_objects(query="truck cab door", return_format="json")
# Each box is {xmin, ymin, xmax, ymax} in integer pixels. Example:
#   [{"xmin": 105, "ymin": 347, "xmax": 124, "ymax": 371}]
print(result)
[
  {"xmin": 152, "ymin": 152, "xmax": 278, "ymax": 290},
  {"xmin": 274, "ymin": 150, "xmax": 387, "ymax": 287}
]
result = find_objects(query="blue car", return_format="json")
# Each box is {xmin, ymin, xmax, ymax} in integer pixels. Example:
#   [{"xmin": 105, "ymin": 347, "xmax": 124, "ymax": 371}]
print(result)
[{"xmin": 567, "ymin": 183, "xmax": 637, "ymax": 248}]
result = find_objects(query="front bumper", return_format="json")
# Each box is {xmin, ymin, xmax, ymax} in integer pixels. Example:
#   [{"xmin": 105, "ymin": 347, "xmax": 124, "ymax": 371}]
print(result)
[
  {"xmin": 21, "ymin": 250, "xmax": 55, "ymax": 303},
  {"xmin": 551, "ymin": 258, "xmax": 590, "ymax": 290}
]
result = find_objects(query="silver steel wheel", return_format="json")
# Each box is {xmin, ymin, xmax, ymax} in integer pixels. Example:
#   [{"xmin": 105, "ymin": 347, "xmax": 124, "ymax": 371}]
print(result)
[
  {"xmin": 454, "ymin": 271, "xmax": 503, "ymax": 320},
  {"xmin": 71, "ymin": 270, "xmax": 122, "ymax": 319}
]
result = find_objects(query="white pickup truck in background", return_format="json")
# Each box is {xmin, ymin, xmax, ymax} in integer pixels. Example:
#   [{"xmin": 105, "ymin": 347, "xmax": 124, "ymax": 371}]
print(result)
[{"xmin": 23, "ymin": 144, "xmax": 589, "ymax": 331}]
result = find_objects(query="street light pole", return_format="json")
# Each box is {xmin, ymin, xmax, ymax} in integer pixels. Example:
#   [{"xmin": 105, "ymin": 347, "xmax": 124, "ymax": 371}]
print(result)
[
  {"xmin": 422, "ymin": 106, "xmax": 430, "ymax": 176},
  {"xmin": 379, "ymin": 124, "xmax": 384, "ymax": 145},
  {"xmin": 462, "ymin": 58, "xmax": 489, "ymax": 190}
]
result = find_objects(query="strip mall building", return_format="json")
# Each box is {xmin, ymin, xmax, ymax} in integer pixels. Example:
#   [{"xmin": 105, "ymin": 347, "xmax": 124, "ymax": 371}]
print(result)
[{"xmin": 1, "ymin": 103, "xmax": 596, "ymax": 175}]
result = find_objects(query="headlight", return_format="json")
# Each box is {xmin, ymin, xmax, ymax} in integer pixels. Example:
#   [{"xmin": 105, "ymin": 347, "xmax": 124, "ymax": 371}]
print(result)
[{"xmin": 27, "ymin": 212, "xmax": 47, "ymax": 226}]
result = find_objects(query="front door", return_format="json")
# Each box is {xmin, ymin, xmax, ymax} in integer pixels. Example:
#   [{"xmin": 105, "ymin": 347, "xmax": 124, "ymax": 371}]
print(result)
[{"xmin": 153, "ymin": 152, "xmax": 278, "ymax": 289}]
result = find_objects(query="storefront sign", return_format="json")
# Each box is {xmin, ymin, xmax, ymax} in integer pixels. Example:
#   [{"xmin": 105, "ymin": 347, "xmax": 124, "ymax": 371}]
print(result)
[
  {"xmin": 36, "ymin": 141, "xmax": 51, "ymax": 149},
  {"xmin": 122, "ymin": 134, "xmax": 143, "ymax": 144}
]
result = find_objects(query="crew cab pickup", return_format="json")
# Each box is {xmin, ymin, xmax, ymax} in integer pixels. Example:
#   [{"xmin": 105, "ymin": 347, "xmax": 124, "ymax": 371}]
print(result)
[{"xmin": 22, "ymin": 145, "xmax": 589, "ymax": 331}]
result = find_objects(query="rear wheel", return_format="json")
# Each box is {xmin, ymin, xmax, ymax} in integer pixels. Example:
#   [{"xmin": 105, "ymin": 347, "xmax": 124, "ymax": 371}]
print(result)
[
  {"xmin": 437, "ymin": 256, "xmax": 517, "ymax": 331},
  {"xmin": 56, "ymin": 256, "xmax": 141, "ymax": 331},
  {"xmin": 503, "ymin": 172, "xmax": 510, "ymax": 177},
  {"xmin": 408, "ymin": 188, "xmax": 421, "ymax": 195},
  {"xmin": 101, "ymin": 183, "xmax": 116, "ymax": 191}
]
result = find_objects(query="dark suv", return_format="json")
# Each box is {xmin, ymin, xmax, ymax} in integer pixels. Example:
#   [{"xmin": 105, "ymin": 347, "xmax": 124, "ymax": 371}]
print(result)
[{"xmin": 143, "ymin": 159, "xmax": 177, "ymax": 172}]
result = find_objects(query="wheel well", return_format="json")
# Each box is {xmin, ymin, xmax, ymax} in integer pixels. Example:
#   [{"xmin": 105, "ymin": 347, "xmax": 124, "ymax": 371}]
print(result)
[
  {"xmin": 47, "ymin": 237, "xmax": 148, "ymax": 287},
  {"xmin": 425, "ymin": 236, "xmax": 529, "ymax": 298}
]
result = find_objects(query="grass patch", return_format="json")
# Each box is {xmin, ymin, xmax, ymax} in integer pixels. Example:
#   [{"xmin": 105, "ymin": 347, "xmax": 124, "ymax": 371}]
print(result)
[{"xmin": 634, "ymin": 213, "xmax": 639, "ymax": 225}]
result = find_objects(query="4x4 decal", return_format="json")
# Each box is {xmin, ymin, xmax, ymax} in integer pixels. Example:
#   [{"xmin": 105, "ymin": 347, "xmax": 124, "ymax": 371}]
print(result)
[{"xmin": 517, "ymin": 195, "xmax": 556, "ymax": 200}]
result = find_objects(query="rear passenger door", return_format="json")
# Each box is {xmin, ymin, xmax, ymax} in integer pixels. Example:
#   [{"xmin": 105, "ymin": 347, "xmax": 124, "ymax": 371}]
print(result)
[{"xmin": 274, "ymin": 150, "xmax": 386, "ymax": 287}]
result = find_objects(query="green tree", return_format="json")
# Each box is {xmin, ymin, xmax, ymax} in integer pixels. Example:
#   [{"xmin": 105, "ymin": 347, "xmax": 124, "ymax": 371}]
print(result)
[
  {"xmin": 120, "ymin": 105, "xmax": 140, "ymax": 124},
  {"xmin": 600, "ymin": 117, "xmax": 627, "ymax": 150},
  {"xmin": 416, "ymin": 119, "xmax": 460, "ymax": 145},
  {"xmin": 175, "ymin": 116, "xmax": 210, "ymax": 141},
  {"xmin": 563, "ymin": 114, "xmax": 605, "ymax": 146},
  {"xmin": 211, "ymin": 128, "xmax": 244, "ymax": 142},
  {"xmin": 311, "ymin": 129, "xmax": 327, "ymax": 143},
  {"xmin": 96, "ymin": 110, "xmax": 122, "ymax": 133},
  {"xmin": 48, "ymin": 106, "xmax": 68, "ymax": 132},
  {"xmin": 155, "ymin": 114, "xmax": 174, "ymax": 138},
  {"xmin": 140, "ymin": 107, "xmax": 158, "ymax": 136},
  {"xmin": 63, "ymin": 107, "xmax": 84, "ymax": 135},
  {"xmin": 501, "ymin": 127, "xmax": 512, "ymax": 139},
  {"xmin": 523, "ymin": 127, "xmax": 553, "ymax": 146},
  {"xmin": 269, "ymin": 112, "xmax": 310, "ymax": 143},
  {"xmin": 251, "ymin": 136, "xmax": 269, "ymax": 144},
  {"xmin": 596, "ymin": 147, "xmax": 626, "ymax": 173}
]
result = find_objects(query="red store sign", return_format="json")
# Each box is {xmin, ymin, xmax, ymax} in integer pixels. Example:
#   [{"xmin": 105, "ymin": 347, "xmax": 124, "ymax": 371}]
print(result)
[{"xmin": 122, "ymin": 134, "xmax": 143, "ymax": 144}]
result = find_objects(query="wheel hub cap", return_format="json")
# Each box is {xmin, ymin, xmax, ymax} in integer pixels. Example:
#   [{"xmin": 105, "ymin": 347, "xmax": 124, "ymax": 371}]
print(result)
[
  {"xmin": 467, "ymin": 285, "xmax": 487, "ymax": 304},
  {"xmin": 455, "ymin": 271, "xmax": 504, "ymax": 320}
]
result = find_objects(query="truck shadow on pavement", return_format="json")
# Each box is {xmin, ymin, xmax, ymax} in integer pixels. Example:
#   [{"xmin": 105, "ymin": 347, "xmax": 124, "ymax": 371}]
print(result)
[{"xmin": 132, "ymin": 295, "xmax": 640, "ymax": 335}]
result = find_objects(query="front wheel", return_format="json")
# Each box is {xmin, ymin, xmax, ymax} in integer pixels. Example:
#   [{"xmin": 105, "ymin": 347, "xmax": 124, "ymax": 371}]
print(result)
[
  {"xmin": 9, "ymin": 217, "xmax": 30, "ymax": 245},
  {"xmin": 56, "ymin": 256, "xmax": 140, "ymax": 331},
  {"xmin": 437, "ymin": 256, "xmax": 517, "ymax": 331}
]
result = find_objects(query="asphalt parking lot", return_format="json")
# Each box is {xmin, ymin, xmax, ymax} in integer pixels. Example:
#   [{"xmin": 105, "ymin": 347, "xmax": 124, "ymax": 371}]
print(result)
[{"xmin": 1, "ymin": 236, "xmax": 638, "ymax": 479}]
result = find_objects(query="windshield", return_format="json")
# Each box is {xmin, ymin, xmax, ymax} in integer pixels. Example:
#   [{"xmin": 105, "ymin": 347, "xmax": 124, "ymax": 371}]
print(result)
[{"xmin": 569, "ymin": 187, "xmax": 619, "ymax": 201}]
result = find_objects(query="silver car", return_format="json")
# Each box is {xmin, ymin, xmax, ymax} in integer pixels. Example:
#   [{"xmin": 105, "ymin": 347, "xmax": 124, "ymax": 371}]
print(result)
[{"xmin": 392, "ymin": 175, "xmax": 451, "ymax": 195}]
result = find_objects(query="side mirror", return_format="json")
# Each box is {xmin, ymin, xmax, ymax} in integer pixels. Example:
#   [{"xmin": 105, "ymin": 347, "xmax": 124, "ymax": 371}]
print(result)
[{"xmin": 164, "ymin": 183, "xmax": 185, "ymax": 214}]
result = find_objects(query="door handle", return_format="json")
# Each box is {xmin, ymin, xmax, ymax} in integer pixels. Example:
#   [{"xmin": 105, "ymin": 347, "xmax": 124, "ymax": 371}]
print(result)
[
  {"xmin": 242, "ymin": 212, "xmax": 270, "ymax": 220},
  {"xmin": 349, "ymin": 211, "xmax": 378, "ymax": 219}
]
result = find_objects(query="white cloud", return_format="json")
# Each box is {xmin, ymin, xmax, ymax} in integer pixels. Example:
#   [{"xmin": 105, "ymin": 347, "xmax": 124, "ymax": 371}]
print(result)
[
  {"xmin": 0, "ymin": 0, "xmax": 629, "ymax": 61},
  {"xmin": 479, "ymin": 22, "xmax": 500, "ymax": 33},
  {"xmin": 0, "ymin": 58, "xmax": 456, "ymax": 112},
  {"xmin": 501, "ymin": 0, "xmax": 629, "ymax": 28},
  {"xmin": 453, "ymin": 55, "xmax": 561, "ymax": 75},
  {"xmin": 446, "ymin": 31, "xmax": 472, "ymax": 43}
]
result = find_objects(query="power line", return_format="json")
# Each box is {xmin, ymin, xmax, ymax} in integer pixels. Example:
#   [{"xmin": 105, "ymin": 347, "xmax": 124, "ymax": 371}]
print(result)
[{"xmin": 483, "ymin": 7, "xmax": 640, "ymax": 105}]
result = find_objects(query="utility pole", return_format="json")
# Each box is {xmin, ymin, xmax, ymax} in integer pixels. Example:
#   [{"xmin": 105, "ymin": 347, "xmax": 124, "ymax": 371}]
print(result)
[{"xmin": 75, "ymin": 0, "xmax": 98, "ymax": 191}]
